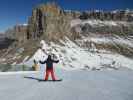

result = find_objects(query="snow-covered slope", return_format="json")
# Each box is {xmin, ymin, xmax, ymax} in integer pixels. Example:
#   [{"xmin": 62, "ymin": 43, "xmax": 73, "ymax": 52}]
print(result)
[
  {"xmin": 25, "ymin": 38, "xmax": 133, "ymax": 70},
  {"xmin": 71, "ymin": 19, "xmax": 130, "ymax": 27},
  {"xmin": 80, "ymin": 35, "xmax": 133, "ymax": 48}
]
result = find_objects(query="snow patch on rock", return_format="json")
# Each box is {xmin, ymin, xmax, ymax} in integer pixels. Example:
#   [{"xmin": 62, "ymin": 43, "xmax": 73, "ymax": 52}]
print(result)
[
  {"xmin": 70, "ymin": 19, "xmax": 131, "ymax": 28},
  {"xmin": 71, "ymin": 19, "xmax": 121, "ymax": 27}
]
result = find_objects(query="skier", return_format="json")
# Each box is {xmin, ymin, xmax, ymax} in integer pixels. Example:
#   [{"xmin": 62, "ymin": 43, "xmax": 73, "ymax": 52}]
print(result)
[{"xmin": 39, "ymin": 55, "xmax": 59, "ymax": 81}]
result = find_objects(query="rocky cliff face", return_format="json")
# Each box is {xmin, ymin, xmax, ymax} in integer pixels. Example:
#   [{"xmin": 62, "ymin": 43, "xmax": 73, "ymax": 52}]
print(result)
[
  {"xmin": 5, "ymin": 3, "xmax": 133, "ymax": 42},
  {"xmin": 5, "ymin": 24, "xmax": 27, "ymax": 43},
  {"xmin": 79, "ymin": 10, "xmax": 133, "ymax": 21},
  {"xmin": 27, "ymin": 3, "xmax": 133, "ymax": 41},
  {"xmin": 27, "ymin": 2, "xmax": 82, "ymax": 41}
]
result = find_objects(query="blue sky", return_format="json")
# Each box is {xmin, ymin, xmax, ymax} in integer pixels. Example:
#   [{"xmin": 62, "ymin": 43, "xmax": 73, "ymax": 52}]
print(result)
[{"xmin": 0, "ymin": 0, "xmax": 132, "ymax": 32}]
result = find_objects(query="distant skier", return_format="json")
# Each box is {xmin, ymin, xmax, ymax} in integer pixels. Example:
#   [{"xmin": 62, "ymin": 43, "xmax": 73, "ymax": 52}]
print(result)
[{"xmin": 39, "ymin": 55, "xmax": 59, "ymax": 81}]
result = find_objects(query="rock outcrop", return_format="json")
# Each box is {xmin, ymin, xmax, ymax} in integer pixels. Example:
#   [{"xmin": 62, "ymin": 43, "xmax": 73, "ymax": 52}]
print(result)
[
  {"xmin": 0, "ymin": 34, "xmax": 14, "ymax": 50},
  {"xmin": 1, "ymin": 2, "xmax": 133, "ymax": 65},
  {"xmin": 27, "ymin": 3, "xmax": 133, "ymax": 41},
  {"xmin": 5, "ymin": 24, "xmax": 27, "ymax": 43},
  {"xmin": 79, "ymin": 10, "xmax": 133, "ymax": 21},
  {"xmin": 5, "ymin": 2, "xmax": 133, "ymax": 42},
  {"xmin": 27, "ymin": 2, "xmax": 81, "ymax": 41}
]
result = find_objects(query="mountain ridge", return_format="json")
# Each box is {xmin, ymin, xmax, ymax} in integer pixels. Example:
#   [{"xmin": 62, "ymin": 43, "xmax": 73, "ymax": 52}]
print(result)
[{"xmin": 0, "ymin": 2, "xmax": 133, "ymax": 70}]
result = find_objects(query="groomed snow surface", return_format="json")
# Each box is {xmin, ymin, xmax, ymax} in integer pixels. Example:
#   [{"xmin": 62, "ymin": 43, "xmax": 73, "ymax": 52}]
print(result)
[{"xmin": 0, "ymin": 68, "xmax": 133, "ymax": 100}]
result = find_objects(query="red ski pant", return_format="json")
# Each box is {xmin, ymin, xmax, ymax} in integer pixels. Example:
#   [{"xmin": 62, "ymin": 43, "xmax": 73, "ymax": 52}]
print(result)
[{"xmin": 44, "ymin": 69, "xmax": 56, "ymax": 80}]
